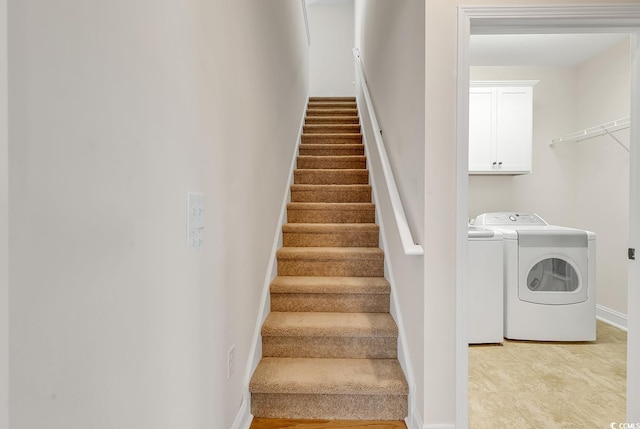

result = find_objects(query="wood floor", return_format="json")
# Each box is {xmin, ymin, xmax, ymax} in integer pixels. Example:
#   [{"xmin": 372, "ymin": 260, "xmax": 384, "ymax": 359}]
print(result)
[{"xmin": 249, "ymin": 418, "xmax": 407, "ymax": 429}]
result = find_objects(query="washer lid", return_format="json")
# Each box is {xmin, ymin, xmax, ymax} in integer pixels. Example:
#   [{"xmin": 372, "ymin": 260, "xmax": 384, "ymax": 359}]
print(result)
[
  {"xmin": 475, "ymin": 212, "xmax": 547, "ymax": 226},
  {"xmin": 468, "ymin": 226, "xmax": 502, "ymax": 239}
]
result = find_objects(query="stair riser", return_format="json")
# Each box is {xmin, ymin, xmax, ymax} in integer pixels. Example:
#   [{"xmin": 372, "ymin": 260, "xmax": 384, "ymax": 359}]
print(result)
[
  {"xmin": 297, "ymin": 157, "xmax": 366, "ymax": 169},
  {"xmin": 301, "ymin": 134, "xmax": 362, "ymax": 144},
  {"xmin": 277, "ymin": 259, "xmax": 384, "ymax": 277},
  {"xmin": 303, "ymin": 125, "xmax": 361, "ymax": 134},
  {"xmin": 305, "ymin": 116, "xmax": 360, "ymax": 124},
  {"xmin": 270, "ymin": 293, "xmax": 390, "ymax": 313},
  {"xmin": 298, "ymin": 145, "xmax": 364, "ymax": 157},
  {"xmin": 308, "ymin": 102, "xmax": 357, "ymax": 109},
  {"xmin": 262, "ymin": 337, "xmax": 397, "ymax": 359},
  {"xmin": 287, "ymin": 206, "xmax": 375, "ymax": 223},
  {"xmin": 306, "ymin": 109, "xmax": 358, "ymax": 117},
  {"xmin": 251, "ymin": 393, "xmax": 408, "ymax": 420},
  {"xmin": 283, "ymin": 231, "xmax": 378, "ymax": 247},
  {"xmin": 294, "ymin": 170, "xmax": 369, "ymax": 185},
  {"xmin": 290, "ymin": 188, "xmax": 371, "ymax": 203}
]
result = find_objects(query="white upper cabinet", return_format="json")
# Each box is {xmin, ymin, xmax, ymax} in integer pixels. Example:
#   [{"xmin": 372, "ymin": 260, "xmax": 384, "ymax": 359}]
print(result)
[{"xmin": 469, "ymin": 81, "xmax": 538, "ymax": 175}]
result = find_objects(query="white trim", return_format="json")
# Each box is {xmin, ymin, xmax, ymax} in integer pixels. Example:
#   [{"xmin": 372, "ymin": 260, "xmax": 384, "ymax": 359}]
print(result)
[
  {"xmin": 457, "ymin": 5, "xmax": 640, "ymax": 429},
  {"xmin": 628, "ymin": 30, "xmax": 640, "ymax": 423},
  {"xmin": 470, "ymin": 80, "xmax": 539, "ymax": 88},
  {"xmin": 0, "ymin": 0, "xmax": 7, "ymax": 427},
  {"xmin": 229, "ymin": 396, "xmax": 252, "ymax": 429},
  {"xmin": 405, "ymin": 412, "xmax": 423, "ymax": 429},
  {"xmin": 301, "ymin": 0, "xmax": 311, "ymax": 46},
  {"xmin": 455, "ymin": 6, "xmax": 471, "ymax": 429},
  {"xmin": 597, "ymin": 304, "xmax": 628, "ymax": 331},
  {"xmin": 422, "ymin": 424, "xmax": 456, "ymax": 429},
  {"xmin": 241, "ymin": 99, "xmax": 308, "ymax": 424},
  {"xmin": 465, "ymin": 5, "xmax": 640, "ymax": 35}
]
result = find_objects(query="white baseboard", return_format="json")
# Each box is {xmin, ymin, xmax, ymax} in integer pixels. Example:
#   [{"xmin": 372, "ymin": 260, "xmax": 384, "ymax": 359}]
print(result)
[
  {"xmin": 230, "ymin": 392, "xmax": 253, "ymax": 429},
  {"xmin": 405, "ymin": 412, "xmax": 421, "ymax": 429},
  {"xmin": 405, "ymin": 408, "xmax": 456, "ymax": 429},
  {"xmin": 423, "ymin": 424, "xmax": 456, "ymax": 429},
  {"xmin": 596, "ymin": 304, "xmax": 628, "ymax": 331}
]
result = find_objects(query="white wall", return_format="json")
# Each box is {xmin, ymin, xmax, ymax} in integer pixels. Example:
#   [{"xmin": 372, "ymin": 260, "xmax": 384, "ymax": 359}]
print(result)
[
  {"xmin": 425, "ymin": 0, "xmax": 639, "ymax": 426},
  {"xmin": 573, "ymin": 39, "xmax": 630, "ymax": 315},
  {"xmin": 468, "ymin": 66, "xmax": 578, "ymax": 225},
  {"xmin": 308, "ymin": 0, "xmax": 355, "ymax": 96},
  {"xmin": 469, "ymin": 38, "xmax": 630, "ymax": 317},
  {"xmin": 354, "ymin": 0, "xmax": 425, "ymax": 425},
  {"xmin": 0, "ymin": 0, "xmax": 8, "ymax": 426},
  {"xmin": 7, "ymin": 1, "xmax": 308, "ymax": 428}
]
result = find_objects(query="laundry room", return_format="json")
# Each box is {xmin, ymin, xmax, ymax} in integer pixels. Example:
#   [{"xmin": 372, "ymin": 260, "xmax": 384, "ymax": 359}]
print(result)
[{"xmin": 467, "ymin": 33, "xmax": 630, "ymax": 426}]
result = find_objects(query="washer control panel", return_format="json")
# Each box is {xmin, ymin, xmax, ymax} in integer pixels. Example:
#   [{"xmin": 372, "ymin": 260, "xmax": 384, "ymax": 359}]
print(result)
[{"xmin": 474, "ymin": 212, "xmax": 548, "ymax": 226}]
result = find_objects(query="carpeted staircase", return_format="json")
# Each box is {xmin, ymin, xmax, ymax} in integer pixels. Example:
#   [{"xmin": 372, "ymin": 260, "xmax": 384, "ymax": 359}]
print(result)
[{"xmin": 249, "ymin": 97, "xmax": 408, "ymax": 420}]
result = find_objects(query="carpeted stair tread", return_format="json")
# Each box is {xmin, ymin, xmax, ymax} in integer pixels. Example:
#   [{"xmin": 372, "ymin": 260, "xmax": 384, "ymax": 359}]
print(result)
[
  {"xmin": 270, "ymin": 276, "xmax": 390, "ymax": 294},
  {"xmin": 305, "ymin": 115, "xmax": 360, "ymax": 124},
  {"xmin": 301, "ymin": 133, "xmax": 362, "ymax": 144},
  {"xmin": 309, "ymin": 96, "xmax": 356, "ymax": 102},
  {"xmin": 297, "ymin": 156, "xmax": 366, "ymax": 170},
  {"xmin": 286, "ymin": 202, "xmax": 375, "ymax": 223},
  {"xmin": 290, "ymin": 184, "xmax": 371, "ymax": 203},
  {"xmin": 294, "ymin": 169, "xmax": 369, "ymax": 185},
  {"xmin": 298, "ymin": 144, "xmax": 364, "ymax": 156},
  {"xmin": 262, "ymin": 312, "xmax": 397, "ymax": 338},
  {"xmin": 250, "ymin": 357, "xmax": 408, "ymax": 395},
  {"xmin": 290, "ymin": 183, "xmax": 371, "ymax": 191},
  {"xmin": 269, "ymin": 276, "xmax": 390, "ymax": 313},
  {"xmin": 303, "ymin": 124, "xmax": 361, "ymax": 134},
  {"xmin": 308, "ymin": 102, "xmax": 358, "ymax": 110},
  {"xmin": 282, "ymin": 223, "xmax": 378, "ymax": 247},
  {"xmin": 276, "ymin": 247, "xmax": 384, "ymax": 277},
  {"xmin": 282, "ymin": 223, "xmax": 378, "ymax": 234},
  {"xmin": 306, "ymin": 109, "xmax": 359, "ymax": 117}
]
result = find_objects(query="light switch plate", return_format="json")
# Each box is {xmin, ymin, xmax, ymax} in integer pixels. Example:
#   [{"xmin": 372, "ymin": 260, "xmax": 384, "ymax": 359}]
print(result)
[{"xmin": 187, "ymin": 193, "xmax": 204, "ymax": 252}]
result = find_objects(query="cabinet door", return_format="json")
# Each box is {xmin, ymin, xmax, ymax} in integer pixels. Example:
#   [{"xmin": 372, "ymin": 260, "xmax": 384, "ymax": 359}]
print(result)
[
  {"xmin": 468, "ymin": 88, "xmax": 496, "ymax": 172},
  {"xmin": 495, "ymin": 87, "xmax": 533, "ymax": 173}
]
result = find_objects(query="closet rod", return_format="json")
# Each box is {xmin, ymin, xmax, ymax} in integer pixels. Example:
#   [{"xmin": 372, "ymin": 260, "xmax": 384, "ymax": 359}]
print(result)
[{"xmin": 550, "ymin": 117, "xmax": 630, "ymax": 149}]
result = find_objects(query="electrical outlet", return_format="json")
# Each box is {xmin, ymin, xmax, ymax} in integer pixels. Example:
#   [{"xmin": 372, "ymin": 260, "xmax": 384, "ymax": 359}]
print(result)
[
  {"xmin": 227, "ymin": 345, "xmax": 235, "ymax": 380},
  {"xmin": 187, "ymin": 192, "xmax": 204, "ymax": 252}
]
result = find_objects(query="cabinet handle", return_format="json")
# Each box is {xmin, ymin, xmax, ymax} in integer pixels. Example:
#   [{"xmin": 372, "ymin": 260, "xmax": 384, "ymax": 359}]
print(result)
[
  {"xmin": 498, "ymin": 161, "xmax": 502, "ymax": 166},
  {"xmin": 492, "ymin": 162, "xmax": 497, "ymax": 166}
]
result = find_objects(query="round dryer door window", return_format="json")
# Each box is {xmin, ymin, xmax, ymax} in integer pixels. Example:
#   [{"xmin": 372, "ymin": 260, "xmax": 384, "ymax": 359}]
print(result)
[
  {"xmin": 527, "ymin": 258, "xmax": 579, "ymax": 292},
  {"xmin": 517, "ymin": 231, "xmax": 589, "ymax": 305}
]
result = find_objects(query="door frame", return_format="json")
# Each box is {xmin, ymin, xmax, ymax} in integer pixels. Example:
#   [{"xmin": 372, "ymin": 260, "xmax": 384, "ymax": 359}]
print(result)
[{"xmin": 456, "ymin": 5, "xmax": 640, "ymax": 427}]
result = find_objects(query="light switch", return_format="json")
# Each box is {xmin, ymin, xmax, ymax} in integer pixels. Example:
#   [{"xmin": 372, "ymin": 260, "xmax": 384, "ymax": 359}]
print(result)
[{"xmin": 187, "ymin": 192, "xmax": 204, "ymax": 252}]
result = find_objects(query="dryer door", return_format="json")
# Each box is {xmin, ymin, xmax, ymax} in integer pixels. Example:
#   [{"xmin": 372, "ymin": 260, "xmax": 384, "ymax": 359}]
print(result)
[{"xmin": 517, "ymin": 230, "xmax": 588, "ymax": 305}]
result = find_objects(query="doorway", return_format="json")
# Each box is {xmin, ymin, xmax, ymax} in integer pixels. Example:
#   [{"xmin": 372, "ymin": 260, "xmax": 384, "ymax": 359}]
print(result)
[{"xmin": 456, "ymin": 5, "xmax": 640, "ymax": 428}]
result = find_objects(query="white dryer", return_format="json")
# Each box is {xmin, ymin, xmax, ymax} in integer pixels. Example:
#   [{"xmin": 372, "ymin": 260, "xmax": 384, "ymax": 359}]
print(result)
[{"xmin": 474, "ymin": 212, "xmax": 596, "ymax": 341}]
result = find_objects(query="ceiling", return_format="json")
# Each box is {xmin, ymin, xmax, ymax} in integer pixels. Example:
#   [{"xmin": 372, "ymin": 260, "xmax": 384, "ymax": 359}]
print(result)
[{"xmin": 470, "ymin": 33, "xmax": 629, "ymax": 67}]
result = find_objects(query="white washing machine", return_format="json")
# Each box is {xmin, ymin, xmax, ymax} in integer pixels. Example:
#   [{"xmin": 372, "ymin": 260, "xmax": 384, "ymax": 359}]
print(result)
[
  {"xmin": 474, "ymin": 212, "xmax": 596, "ymax": 341},
  {"xmin": 468, "ymin": 226, "xmax": 504, "ymax": 344}
]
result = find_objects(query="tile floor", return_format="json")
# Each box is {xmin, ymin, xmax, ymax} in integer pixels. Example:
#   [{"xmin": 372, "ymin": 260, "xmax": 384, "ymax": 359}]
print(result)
[{"xmin": 469, "ymin": 320, "xmax": 627, "ymax": 428}]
